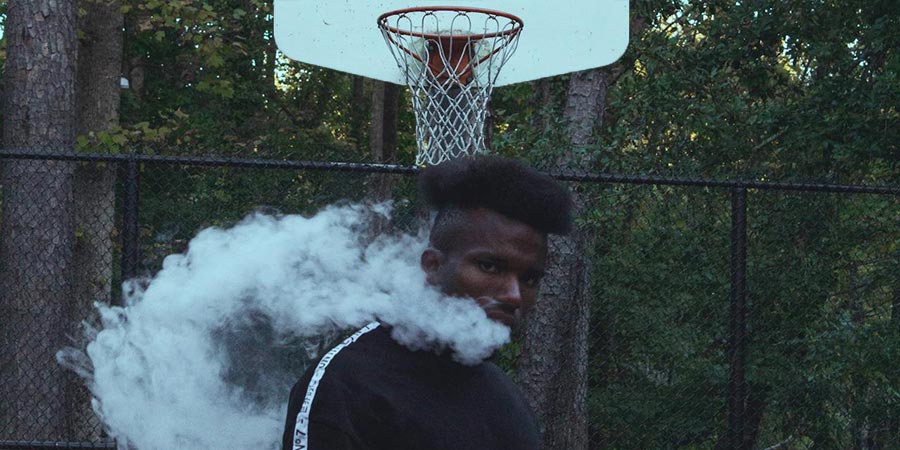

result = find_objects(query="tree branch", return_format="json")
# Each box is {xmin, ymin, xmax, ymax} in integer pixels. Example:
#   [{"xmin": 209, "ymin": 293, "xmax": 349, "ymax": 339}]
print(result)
[
  {"xmin": 751, "ymin": 128, "xmax": 787, "ymax": 152},
  {"xmin": 761, "ymin": 436, "xmax": 794, "ymax": 450}
]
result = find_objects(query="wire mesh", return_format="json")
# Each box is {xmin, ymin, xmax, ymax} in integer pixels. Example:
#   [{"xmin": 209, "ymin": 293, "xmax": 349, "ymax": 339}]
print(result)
[
  {"xmin": 134, "ymin": 163, "xmax": 423, "ymax": 277},
  {"xmin": 586, "ymin": 185, "xmax": 732, "ymax": 448},
  {"xmin": 379, "ymin": 8, "xmax": 523, "ymax": 165},
  {"xmin": 0, "ymin": 150, "xmax": 897, "ymax": 450},
  {"xmin": 741, "ymin": 190, "xmax": 899, "ymax": 450},
  {"xmin": 0, "ymin": 159, "xmax": 113, "ymax": 447}
]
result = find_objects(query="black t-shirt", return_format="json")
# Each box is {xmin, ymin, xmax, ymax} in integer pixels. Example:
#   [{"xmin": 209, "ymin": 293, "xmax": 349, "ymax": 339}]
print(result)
[{"xmin": 281, "ymin": 322, "xmax": 540, "ymax": 450}]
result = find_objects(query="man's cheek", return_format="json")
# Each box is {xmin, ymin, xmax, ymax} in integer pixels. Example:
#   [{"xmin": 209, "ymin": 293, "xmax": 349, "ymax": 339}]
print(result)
[{"xmin": 453, "ymin": 267, "xmax": 481, "ymax": 292}]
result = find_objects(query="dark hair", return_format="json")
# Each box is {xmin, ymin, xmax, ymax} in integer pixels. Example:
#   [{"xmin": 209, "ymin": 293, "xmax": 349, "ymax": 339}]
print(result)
[{"xmin": 419, "ymin": 156, "xmax": 573, "ymax": 242}]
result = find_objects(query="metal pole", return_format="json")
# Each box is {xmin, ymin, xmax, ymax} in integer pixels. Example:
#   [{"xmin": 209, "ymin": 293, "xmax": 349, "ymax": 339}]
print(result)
[
  {"xmin": 2, "ymin": 149, "xmax": 899, "ymax": 196},
  {"xmin": 120, "ymin": 152, "xmax": 140, "ymax": 285},
  {"xmin": 727, "ymin": 187, "xmax": 748, "ymax": 450}
]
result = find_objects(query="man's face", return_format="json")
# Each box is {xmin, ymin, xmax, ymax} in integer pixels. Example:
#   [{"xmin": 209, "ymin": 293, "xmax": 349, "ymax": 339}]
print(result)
[{"xmin": 420, "ymin": 208, "xmax": 547, "ymax": 328}]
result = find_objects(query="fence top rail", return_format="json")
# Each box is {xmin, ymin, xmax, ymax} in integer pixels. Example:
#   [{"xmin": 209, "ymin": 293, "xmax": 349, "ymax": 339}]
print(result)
[{"xmin": 1, "ymin": 148, "xmax": 897, "ymax": 195}]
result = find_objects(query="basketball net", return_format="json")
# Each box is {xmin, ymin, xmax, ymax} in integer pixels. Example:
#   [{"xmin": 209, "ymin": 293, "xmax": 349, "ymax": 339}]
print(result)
[{"xmin": 379, "ymin": 8, "xmax": 523, "ymax": 166}]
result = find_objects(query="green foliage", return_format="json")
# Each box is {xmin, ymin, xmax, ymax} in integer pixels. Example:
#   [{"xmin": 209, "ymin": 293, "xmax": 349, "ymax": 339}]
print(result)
[
  {"xmin": 489, "ymin": 1, "xmax": 898, "ymax": 448},
  {"xmin": 587, "ymin": 187, "xmax": 732, "ymax": 449},
  {"xmin": 607, "ymin": 0, "xmax": 897, "ymax": 183},
  {"xmin": 116, "ymin": 0, "xmax": 401, "ymax": 161},
  {"xmin": 110, "ymin": 0, "xmax": 414, "ymax": 261},
  {"xmin": 0, "ymin": 0, "xmax": 894, "ymax": 447}
]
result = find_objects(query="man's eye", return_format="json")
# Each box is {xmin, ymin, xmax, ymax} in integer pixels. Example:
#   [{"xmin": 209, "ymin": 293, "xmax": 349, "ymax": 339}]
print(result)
[{"xmin": 478, "ymin": 261, "xmax": 500, "ymax": 273}]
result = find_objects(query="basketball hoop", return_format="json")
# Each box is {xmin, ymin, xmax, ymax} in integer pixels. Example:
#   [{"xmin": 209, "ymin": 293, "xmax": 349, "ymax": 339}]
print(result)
[{"xmin": 378, "ymin": 7, "xmax": 523, "ymax": 166}]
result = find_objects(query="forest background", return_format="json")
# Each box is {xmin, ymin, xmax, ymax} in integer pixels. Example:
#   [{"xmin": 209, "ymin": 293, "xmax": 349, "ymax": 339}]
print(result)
[{"xmin": 0, "ymin": 0, "xmax": 897, "ymax": 450}]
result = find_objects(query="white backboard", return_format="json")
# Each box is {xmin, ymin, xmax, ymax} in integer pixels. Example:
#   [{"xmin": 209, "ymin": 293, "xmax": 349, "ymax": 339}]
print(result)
[{"xmin": 274, "ymin": 0, "xmax": 629, "ymax": 87}]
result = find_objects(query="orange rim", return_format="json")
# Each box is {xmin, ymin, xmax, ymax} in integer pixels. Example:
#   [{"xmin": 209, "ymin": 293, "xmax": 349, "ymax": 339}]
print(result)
[{"xmin": 377, "ymin": 6, "xmax": 524, "ymax": 41}]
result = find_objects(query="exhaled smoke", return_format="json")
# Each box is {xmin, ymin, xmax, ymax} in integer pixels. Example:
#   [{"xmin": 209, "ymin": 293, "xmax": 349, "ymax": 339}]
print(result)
[{"xmin": 58, "ymin": 204, "xmax": 509, "ymax": 450}]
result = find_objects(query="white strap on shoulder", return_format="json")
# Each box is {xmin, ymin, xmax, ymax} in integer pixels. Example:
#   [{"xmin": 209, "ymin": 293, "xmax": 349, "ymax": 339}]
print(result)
[{"xmin": 292, "ymin": 322, "xmax": 380, "ymax": 450}]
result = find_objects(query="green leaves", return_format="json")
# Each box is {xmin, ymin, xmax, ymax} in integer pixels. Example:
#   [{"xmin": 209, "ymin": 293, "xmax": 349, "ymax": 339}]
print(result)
[{"xmin": 99, "ymin": 2, "xmax": 899, "ymax": 448}]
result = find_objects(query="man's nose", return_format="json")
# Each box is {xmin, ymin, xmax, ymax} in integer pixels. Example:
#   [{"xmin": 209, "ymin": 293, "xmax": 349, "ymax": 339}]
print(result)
[{"xmin": 496, "ymin": 276, "xmax": 522, "ymax": 306}]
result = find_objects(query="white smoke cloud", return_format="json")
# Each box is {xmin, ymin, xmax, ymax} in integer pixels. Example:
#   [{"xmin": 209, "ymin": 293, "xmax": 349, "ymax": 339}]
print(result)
[{"xmin": 59, "ymin": 204, "xmax": 509, "ymax": 450}]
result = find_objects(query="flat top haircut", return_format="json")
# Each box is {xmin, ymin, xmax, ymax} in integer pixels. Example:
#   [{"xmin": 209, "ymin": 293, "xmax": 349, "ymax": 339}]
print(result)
[{"xmin": 419, "ymin": 156, "xmax": 573, "ymax": 250}]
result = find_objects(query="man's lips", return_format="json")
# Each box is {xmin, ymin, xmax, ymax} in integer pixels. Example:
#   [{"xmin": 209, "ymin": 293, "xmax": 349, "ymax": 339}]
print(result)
[{"xmin": 476, "ymin": 298, "xmax": 518, "ymax": 327}]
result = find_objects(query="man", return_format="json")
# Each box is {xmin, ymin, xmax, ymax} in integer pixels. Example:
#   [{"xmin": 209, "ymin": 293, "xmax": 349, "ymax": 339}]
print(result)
[{"xmin": 282, "ymin": 156, "xmax": 572, "ymax": 450}]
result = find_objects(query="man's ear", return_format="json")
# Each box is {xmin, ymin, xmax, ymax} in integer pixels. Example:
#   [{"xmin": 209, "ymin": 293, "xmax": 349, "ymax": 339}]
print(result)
[{"xmin": 420, "ymin": 248, "xmax": 444, "ymax": 284}]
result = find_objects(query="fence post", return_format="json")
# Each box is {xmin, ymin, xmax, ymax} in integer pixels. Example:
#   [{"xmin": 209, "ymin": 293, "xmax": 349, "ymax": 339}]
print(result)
[
  {"xmin": 727, "ymin": 186, "xmax": 748, "ymax": 450},
  {"xmin": 121, "ymin": 151, "xmax": 140, "ymax": 287}
]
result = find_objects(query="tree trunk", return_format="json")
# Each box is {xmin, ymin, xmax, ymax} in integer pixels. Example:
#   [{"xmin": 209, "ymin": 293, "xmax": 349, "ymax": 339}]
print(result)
[
  {"xmin": 68, "ymin": 0, "xmax": 124, "ymax": 440},
  {"xmin": 529, "ymin": 79, "xmax": 552, "ymax": 132},
  {"xmin": 742, "ymin": 386, "xmax": 767, "ymax": 450},
  {"xmin": 369, "ymin": 80, "xmax": 399, "ymax": 201},
  {"xmin": 884, "ymin": 285, "xmax": 900, "ymax": 449},
  {"xmin": 382, "ymin": 84, "xmax": 399, "ymax": 163},
  {"xmin": 364, "ymin": 80, "xmax": 400, "ymax": 240},
  {"xmin": 350, "ymin": 76, "xmax": 367, "ymax": 147},
  {"xmin": 563, "ymin": 70, "xmax": 609, "ymax": 153},
  {"xmin": 260, "ymin": 0, "xmax": 277, "ymax": 96},
  {"xmin": 516, "ymin": 68, "xmax": 610, "ymax": 450},
  {"xmin": 483, "ymin": 98, "xmax": 494, "ymax": 150},
  {"xmin": 369, "ymin": 81, "xmax": 385, "ymax": 162},
  {"xmin": 848, "ymin": 265, "xmax": 867, "ymax": 450},
  {"xmin": 0, "ymin": 0, "xmax": 78, "ymax": 440},
  {"xmin": 517, "ymin": 232, "xmax": 591, "ymax": 450}
]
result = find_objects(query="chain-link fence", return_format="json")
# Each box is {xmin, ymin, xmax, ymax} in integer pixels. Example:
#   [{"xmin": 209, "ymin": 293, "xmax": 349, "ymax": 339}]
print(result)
[
  {"xmin": 587, "ymin": 185, "xmax": 899, "ymax": 449},
  {"xmin": 1, "ymin": 149, "xmax": 898, "ymax": 450}
]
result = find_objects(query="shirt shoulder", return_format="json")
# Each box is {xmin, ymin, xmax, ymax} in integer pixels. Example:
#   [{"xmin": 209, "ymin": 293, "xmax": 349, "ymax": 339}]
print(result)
[{"xmin": 284, "ymin": 323, "xmax": 396, "ymax": 450}]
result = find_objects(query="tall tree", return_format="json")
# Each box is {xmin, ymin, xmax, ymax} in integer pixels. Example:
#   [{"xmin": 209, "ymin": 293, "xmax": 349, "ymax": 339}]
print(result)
[
  {"xmin": 0, "ymin": 0, "xmax": 78, "ymax": 440},
  {"xmin": 68, "ymin": 0, "xmax": 124, "ymax": 440},
  {"xmin": 516, "ymin": 68, "xmax": 613, "ymax": 450},
  {"xmin": 349, "ymin": 75, "xmax": 368, "ymax": 147},
  {"xmin": 369, "ymin": 80, "xmax": 399, "ymax": 201}
]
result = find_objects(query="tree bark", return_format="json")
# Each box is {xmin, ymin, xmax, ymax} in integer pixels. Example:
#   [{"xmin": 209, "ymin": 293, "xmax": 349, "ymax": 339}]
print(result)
[
  {"xmin": 364, "ymin": 80, "xmax": 400, "ymax": 240},
  {"xmin": 369, "ymin": 80, "xmax": 385, "ymax": 162},
  {"xmin": 0, "ymin": 0, "xmax": 78, "ymax": 440},
  {"xmin": 742, "ymin": 386, "xmax": 767, "ymax": 450},
  {"xmin": 350, "ymin": 75, "xmax": 367, "ymax": 147},
  {"xmin": 259, "ymin": 0, "xmax": 277, "ymax": 96},
  {"xmin": 517, "ymin": 232, "xmax": 591, "ymax": 450},
  {"xmin": 369, "ymin": 80, "xmax": 399, "ymax": 201},
  {"xmin": 529, "ymin": 78, "xmax": 553, "ymax": 132},
  {"xmin": 382, "ymin": 84, "xmax": 399, "ymax": 163},
  {"xmin": 885, "ymin": 285, "xmax": 900, "ymax": 449},
  {"xmin": 483, "ymin": 98, "xmax": 494, "ymax": 150},
  {"xmin": 68, "ymin": 0, "xmax": 124, "ymax": 440},
  {"xmin": 516, "ymin": 68, "xmax": 611, "ymax": 450}
]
